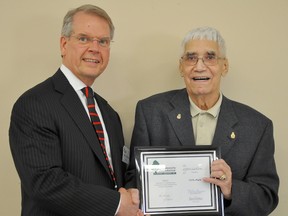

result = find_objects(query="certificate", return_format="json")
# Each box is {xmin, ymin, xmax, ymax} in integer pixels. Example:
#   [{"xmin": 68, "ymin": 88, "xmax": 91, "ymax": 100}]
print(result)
[{"xmin": 135, "ymin": 147, "xmax": 223, "ymax": 215}]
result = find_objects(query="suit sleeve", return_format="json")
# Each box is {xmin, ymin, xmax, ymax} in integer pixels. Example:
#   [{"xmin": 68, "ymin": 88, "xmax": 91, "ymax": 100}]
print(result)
[
  {"xmin": 225, "ymin": 120, "xmax": 279, "ymax": 216},
  {"xmin": 9, "ymin": 94, "xmax": 120, "ymax": 216}
]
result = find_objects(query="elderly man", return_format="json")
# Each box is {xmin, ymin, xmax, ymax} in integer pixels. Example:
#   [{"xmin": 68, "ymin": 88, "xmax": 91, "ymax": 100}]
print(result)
[{"xmin": 126, "ymin": 27, "xmax": 279, "ymax": 216}]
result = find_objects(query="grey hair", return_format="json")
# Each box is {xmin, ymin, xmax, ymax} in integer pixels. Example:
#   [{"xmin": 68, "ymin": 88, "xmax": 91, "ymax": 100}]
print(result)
[
  {"xmin": 181, "ymin": 27, "xmax": 226, "ymax": 57},
  {"xmin": 61, "ymin": 4, "xmax": 115, "ymax": 39}
]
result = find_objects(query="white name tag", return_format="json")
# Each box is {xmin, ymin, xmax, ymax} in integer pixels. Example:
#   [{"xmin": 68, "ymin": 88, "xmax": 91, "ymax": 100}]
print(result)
[{"xmin": 122, "ymin": 145, "xmax": 130, "ymax": 165}]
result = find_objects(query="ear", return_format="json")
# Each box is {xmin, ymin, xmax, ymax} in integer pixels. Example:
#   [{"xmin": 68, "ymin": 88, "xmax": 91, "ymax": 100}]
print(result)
[
  {"xmin": 221, "ymin": 58, "xmax": 229, "ymax": 77},
  {"xmin": 60, "ymin": 36, "xmax": 68, "ymax": 57},
  {"xmin": 179, "ymin": 59, "xmax": 184, "ymax": 77}
]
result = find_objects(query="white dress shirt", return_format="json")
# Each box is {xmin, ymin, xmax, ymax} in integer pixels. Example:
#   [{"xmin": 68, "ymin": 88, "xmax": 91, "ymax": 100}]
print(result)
[
  {"xmin": 60, "ymin": 65, "xmax": 121, "ymax": 215},
  {"xmin": 60, "ymin": 64, "xmax": 114, "ymax": 170}
]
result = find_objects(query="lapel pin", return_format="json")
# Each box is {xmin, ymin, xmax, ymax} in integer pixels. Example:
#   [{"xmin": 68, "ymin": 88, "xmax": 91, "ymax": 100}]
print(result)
[
  {"xmin": 177, "ymin": 114, "xmax": 181, "ymax": 119},
  {"xmin": 230, "ymin": 132, "xmax": 236, "ymax": 139}
]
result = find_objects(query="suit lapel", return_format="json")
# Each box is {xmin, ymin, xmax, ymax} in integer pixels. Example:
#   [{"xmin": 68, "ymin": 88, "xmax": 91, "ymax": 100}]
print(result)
[
  {"xmin": 212, "ymin": 96, "xmax": 238, "ymax": 158},
  {"xmin": 167, "ymin": 90, "xmax": 238, "ymax": 157},
  {"xmin": 168, "ymin": 89, "xmax": 196, "ymax": 146},
  {"xmin": 52, "ymin": 70, "xmax": 111, "ymax": 176}
]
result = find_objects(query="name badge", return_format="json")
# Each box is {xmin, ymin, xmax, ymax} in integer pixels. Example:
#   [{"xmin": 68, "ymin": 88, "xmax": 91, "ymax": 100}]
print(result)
[{"xmin": 122, "ymin": 145, "xmax": 130, "ymax": 164}]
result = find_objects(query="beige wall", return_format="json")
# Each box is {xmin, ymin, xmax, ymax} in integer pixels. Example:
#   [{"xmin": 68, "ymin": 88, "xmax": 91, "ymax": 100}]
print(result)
[{"xmin": 1, "ymin": 0, "xmax": 287, "ymax": 215}]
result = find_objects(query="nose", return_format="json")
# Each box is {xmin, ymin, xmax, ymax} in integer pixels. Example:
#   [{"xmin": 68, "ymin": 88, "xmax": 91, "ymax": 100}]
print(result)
[
  {"xmin": 88, "ymin": 40, "xmax": 100, "ymax": 52},
  {"xmin": 194, "ymin": 58, "xmax": 206, "ymax": 70}
]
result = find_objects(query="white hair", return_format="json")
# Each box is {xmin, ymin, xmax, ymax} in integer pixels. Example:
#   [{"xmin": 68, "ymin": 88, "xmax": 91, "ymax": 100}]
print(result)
[{"xmin": 181, "ymin": 27, "xmax": 226, "ymax": 57}]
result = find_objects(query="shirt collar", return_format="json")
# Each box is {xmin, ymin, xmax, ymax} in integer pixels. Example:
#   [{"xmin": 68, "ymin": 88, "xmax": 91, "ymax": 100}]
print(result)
[
  {"xmin": 189, "ymin": 93, "xmax": 222, "ymax": 118},
  {"xmin": 60, "ymin": 64, "xmax": 87, "ymax": 91}
]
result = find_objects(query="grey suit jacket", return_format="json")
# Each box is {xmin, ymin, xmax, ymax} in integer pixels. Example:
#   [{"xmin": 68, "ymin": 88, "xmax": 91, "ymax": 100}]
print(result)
[
  {"xmin": 125, "ymin": 88, "xmax": 279, "ymax": 216},
  {"xmin": 9, "ymin": 69, "xmax": 126, "ymax": 216}
]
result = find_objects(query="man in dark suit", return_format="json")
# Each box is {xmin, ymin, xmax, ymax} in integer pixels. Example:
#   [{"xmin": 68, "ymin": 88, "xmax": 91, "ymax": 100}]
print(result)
[
  {"xmin": 125, "ymin": 27, "xmax": 279, "ymax": 215},
  {"xmin": 9, "ymin": 4, "xmax": 141, "ymax": 216}
]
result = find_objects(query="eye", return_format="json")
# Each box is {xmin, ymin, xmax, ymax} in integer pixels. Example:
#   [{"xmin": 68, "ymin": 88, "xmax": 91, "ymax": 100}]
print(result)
[
  {"xmin": 205, "ymin": 55, "xmax": 216, "ymax": 60},
  {"xmin": 78, "ymin": 36, "xmax": 89, "ymax": 43},
  {"xmin": 185, "ymin": 54, "xmax": 198, "ymax": 61},
  {"xmin": 98, "ymin": 38, "xmax": 110, "ymax": 47}
]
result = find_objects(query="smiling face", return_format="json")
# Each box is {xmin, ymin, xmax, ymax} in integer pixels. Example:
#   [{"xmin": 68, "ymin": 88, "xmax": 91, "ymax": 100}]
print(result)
[
  {"xmin": 179, "ymin": 39, "xmax": 229, "ymax": 108},
  {"xmin": 60, "ymin": 12, "xmax": 111, "ymax": 86}
]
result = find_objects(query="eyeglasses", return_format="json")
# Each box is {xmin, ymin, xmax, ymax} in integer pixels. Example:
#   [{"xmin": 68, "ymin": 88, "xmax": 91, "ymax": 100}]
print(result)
[
  {"xmin": 181, "ymin": 53, "xmax": 225, "ymax": 66},
  {"xmin": 70, "ymin": 35, "xmax": 112, "ymax": 48}
]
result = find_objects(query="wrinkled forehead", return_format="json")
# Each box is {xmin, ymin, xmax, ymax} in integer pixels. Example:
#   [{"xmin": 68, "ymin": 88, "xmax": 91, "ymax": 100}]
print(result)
[{"xmin": 183, "ymin": 39, "xmax": 221, "ymax": 56}]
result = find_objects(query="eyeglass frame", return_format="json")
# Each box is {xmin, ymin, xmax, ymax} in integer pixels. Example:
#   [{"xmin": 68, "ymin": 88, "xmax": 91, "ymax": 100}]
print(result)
[
  {"xmin": 181, "ymin": 52, "xmax": 226, "ymax": 66},
  {"xmin": 69, "ymin": 34, "xmax": 113, "ymax": 48}
]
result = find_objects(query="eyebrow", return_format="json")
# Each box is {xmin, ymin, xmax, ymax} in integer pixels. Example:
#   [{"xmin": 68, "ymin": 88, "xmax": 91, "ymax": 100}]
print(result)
[
  {"xmin": 185, "ymin": 52, "xmax": 197, "ymax": 56},
  {"xmin": 185, "ymin": 51, "xmax": 217, "ymax": 56},
  {"xmin": 71, "ymin": 32, "xmax": 87, "ymax": 36},
  {"xmin": 74, "ymin": 33, "xmax": 110, "ymax": 39},
  {"xmin": 206, "ymin": 51, "xmax": 216, "ymax": 56}
]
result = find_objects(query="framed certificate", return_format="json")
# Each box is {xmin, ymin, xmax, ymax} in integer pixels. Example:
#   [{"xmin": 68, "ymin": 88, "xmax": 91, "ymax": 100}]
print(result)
[{"xmin": 134, "ymin": 147, "xmax": 224, "ymax": 215}]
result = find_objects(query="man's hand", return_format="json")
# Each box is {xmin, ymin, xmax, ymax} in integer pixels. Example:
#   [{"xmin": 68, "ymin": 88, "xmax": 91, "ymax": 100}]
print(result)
[
  {"xmin": 117, "ymin": 188, "xmax": 140, "ymax": 216},
  {"xmin": 202, "ymin": 159, "xmax": 232, "ymax": 200}
]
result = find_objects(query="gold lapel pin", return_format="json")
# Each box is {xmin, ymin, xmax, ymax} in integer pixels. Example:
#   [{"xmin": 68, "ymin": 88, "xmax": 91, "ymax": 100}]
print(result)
[
  {"xmin": 177, "ymin": 114, "xmax": 181, "ymax": 119},
  {"xmin": 230, "ymin": 132, "xmax": 236, "ymax": 139}
]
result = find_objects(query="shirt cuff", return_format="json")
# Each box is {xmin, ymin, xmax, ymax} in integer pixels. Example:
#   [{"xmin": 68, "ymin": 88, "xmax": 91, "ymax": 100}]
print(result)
[{"xmin": 114, "ymin": 194, "xmax": 121, "ymax": 215}]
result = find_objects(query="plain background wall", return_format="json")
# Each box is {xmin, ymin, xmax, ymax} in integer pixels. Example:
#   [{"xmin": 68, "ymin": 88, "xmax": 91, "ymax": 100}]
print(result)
[{"xmin": 1, "ymin": 0, "xmax": 287, "ymax": 215}]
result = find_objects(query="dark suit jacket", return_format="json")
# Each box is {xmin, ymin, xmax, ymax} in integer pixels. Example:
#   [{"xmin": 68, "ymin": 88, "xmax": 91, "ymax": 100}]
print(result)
[
  {"xmin": 125, "ymin": 89, "xmax": 279, "ymax": 216},
  {"xmin": 9, "ymin": 69, "xmax": 126, "ymax": 216}
]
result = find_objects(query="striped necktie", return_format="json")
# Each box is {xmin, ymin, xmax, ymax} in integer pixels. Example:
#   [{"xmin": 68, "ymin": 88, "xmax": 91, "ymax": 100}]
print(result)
[{"xmin": 81, "ymin": 87, "xmax": 117, "ymax": 189}]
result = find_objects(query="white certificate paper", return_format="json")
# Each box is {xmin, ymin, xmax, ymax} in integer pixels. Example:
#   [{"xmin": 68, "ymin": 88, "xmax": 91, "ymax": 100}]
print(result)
[{"xmin": 136, "ymin": 148, "xmax": 223, "ymax": 215}]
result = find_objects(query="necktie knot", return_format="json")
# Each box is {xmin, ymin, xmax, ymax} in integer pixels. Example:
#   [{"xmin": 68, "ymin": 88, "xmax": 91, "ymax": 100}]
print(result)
[{"xmin": 81, "ymin": 87, "xmax": 94, "ymax": 99}]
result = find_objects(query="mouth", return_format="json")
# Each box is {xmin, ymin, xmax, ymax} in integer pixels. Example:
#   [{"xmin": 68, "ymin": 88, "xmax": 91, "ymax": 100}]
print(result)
[
  {"xmin": 83, "ymin": 58, "xmax": 100, "ymax": 63},
  {"xmin": 192, "ymin": 77, "xmax": 210, "ymax": 81}
]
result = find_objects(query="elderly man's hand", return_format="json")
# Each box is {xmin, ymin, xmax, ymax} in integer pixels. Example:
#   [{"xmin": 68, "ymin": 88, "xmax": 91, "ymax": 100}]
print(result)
[{"xmin": 203, "ymin": 159, "xmax": 232, "ymax": 200}]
